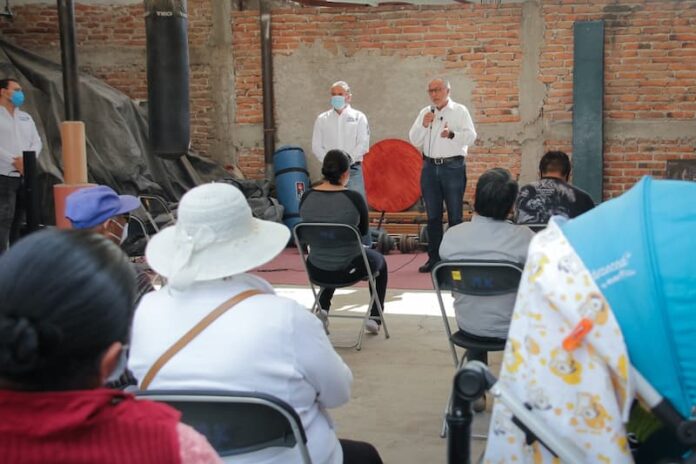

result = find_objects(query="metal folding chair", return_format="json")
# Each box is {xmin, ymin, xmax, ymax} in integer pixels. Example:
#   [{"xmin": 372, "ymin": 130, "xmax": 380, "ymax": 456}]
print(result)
[
  {"xmin": 431, "ymin": 260, "xmax": 523, "ymax": 438},
  {"xmin": 138, "ymin": 194, "xmax": 176, "ymax": 232},
  {"xmin": 137, "ymin": 390, "xmax": 312, "ymax": 463},
  {"xmin": 293, "ymin": 222, "xmax": 390, "ymax": 351}
]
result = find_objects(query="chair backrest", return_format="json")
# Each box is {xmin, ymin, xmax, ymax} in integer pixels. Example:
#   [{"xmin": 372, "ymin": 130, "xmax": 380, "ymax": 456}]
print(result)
[
  {"xmin": 293, "ymin": 222, "xmax": 371, "ymax": 287},
  {"xmin": 432, "ymin": 260, "xmax": 524, "ymax": 297},
  {"xmin": 136, "ymin": 390, "xmax": 311, "ymax": 463},
  {"xmin": 138, "ymin": 194, "xmax": 176, "ymax": 232}
]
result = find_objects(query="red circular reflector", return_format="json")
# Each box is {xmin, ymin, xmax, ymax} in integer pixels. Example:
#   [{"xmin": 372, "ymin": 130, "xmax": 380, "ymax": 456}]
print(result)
[{"xmin": 363, "ymin": 139, "xmax": 423, "ymax": 212}]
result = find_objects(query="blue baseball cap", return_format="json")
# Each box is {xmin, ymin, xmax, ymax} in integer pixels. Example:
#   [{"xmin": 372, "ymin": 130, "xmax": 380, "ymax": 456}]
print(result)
[{"xmin": 65, "ymin": 185, "xmax": 140, "ymax": 229}]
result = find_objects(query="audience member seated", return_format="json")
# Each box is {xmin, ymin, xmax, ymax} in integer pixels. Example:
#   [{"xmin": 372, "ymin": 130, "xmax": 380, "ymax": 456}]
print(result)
[
  {"xmin": 440, "ymin": 168, "xmax": 534, "ymax": 364},
  {"xmin": 128, "ymin": 182, "xmax": 382, "ymax": 464},
  {"xmin": 514, "ymin": 150, "xmax": 595, "ymax": 225},
  {"xmin": 0, "ymin": 229, "xmax": 220, "ymax": 463},
  {"xmin": 299, "ymin": 149, "xmax": 388, "ymax": 335},
  {"xmin": 65, "ymin": 185, "xmax": 154, "ymax": 301}
]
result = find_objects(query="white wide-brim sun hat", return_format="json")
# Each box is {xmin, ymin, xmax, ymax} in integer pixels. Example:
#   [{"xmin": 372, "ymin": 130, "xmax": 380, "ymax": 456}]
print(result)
[{"xmin": 146, "ymin": 182, "xmax": 290, "ymax": 287}]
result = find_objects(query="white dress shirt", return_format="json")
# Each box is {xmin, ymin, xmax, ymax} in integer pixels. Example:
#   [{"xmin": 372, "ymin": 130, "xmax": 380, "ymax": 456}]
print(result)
[
  {"xmin": 0, "ymin": 106, "xmax": 42, "ymax": 177},
  {"xmin": 312, "ymin": 105, "xmax": 370, "ymax": 163},
  {"xmin": 129, "ymin": 274, "xmax": 353, "ymax": 464},
  {"xmin": 408, "ymin": 99, "xmax": 476, "ymax": 159}
]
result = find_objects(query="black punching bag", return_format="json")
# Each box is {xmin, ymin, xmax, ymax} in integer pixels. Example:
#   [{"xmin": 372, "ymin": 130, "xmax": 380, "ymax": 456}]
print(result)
[{"xmin": 144, "ymin": 0, "xmax": 190, "ymax": 160}]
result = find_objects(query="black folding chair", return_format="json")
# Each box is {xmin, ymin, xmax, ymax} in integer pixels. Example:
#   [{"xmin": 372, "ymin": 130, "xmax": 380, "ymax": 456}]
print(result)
[
  {"xmin": 138, "ymin": 194, "xmax": 176, "ymax": 232},
  {"xmin": 431, "ymin": 260, "xmax": 523, "ymax": 437},
  {"xmin": 293, "ymin": 222, "xmax": 390, "ymax": 350},
  {"xmin": 137, "ymin": 390, "xmax": 312, "ymax": 463}
]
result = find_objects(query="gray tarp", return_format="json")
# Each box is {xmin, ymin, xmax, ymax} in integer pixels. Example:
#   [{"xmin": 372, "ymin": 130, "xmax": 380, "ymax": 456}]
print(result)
[{"xmin": 0, "ymin": 38, "xmax": 229, "ymax": 225}]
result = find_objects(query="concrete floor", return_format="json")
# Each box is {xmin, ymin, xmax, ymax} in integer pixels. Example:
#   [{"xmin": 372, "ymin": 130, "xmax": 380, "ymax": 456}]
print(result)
[{"xmin": 276, "ymin": 285, "xmax": 502, "ymax": 464}]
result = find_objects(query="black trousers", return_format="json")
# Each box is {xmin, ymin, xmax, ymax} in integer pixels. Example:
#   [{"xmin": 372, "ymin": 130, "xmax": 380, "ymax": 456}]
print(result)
[
  {"xmin": 0, "ymin": 175, "xmax": 22, "ymax": 253},
  {"xmin": 340, "ymin": 438, "xmax": 383, "ymax": 464},
  {"xmin": 459, "ymin": 328, "xmax": 506, "ymax": 365},
  {"xmin": 308, "ymin": 249, "xmax": 388, "ymax": 324}
]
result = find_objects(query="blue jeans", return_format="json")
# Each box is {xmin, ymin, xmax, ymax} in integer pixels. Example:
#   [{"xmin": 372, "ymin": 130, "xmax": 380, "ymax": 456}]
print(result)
[
  {"xmin": 420, "ymin": 157, "xmax": 466, "ymax": 261},
  {"xmin": 347, "ymin": 163, "xmax": 367, "ymax": 204},
  {"xmin": 347, "ymin": 163, "xmax": 371, "ymax": 245}
]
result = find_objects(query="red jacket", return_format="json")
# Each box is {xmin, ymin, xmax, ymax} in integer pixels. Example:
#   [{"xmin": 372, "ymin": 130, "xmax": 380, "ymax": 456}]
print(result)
[{"xmin": 0, "ymin": 388, "xmax": 181, "ymax": 463}]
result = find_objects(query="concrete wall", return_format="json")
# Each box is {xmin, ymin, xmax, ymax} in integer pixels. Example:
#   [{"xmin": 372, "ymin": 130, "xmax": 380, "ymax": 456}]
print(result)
[{"xmin": 2, "ymin": 0, "xmax": 695, "ymax": 200}]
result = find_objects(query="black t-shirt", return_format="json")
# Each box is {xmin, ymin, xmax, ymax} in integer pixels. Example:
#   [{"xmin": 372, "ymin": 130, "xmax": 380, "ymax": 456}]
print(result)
[{"xmin": 514, "ymin": 177, "xmax": 595, "ymax": 225}]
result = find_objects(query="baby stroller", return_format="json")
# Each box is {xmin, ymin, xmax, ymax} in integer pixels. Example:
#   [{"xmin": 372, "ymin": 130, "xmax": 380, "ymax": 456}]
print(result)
[{"xmin": 447, "ymin": 177, "xmax": 696, "ymax": 463}]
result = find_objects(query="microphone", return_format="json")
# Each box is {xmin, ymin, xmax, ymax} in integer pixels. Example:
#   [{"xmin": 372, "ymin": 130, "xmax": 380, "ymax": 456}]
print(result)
[{"xmin": 430, "ymin": 106, "xmax": 435, "ymax": 113}]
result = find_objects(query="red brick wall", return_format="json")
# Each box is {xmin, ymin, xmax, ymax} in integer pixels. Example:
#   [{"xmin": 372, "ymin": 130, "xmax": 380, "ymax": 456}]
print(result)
[
  {"xmin": 2, "ymin": 0, "xmax": 694, "ymax": 197},
  {"xmin": 541, "ymin": 0, "xmax": 696, "ymax": 197}
]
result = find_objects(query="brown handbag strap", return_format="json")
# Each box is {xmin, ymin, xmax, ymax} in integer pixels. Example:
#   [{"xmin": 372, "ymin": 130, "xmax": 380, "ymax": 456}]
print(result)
[{"xmin": 140, "ymin": 289, "xmax": 263, "ymax": 390}]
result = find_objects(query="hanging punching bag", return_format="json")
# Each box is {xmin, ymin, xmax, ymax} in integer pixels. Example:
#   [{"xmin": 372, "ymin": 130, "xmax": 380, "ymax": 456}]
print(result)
[{"xmin": 144, "ymin": 0, "xmax": 190, "ymax": 159}]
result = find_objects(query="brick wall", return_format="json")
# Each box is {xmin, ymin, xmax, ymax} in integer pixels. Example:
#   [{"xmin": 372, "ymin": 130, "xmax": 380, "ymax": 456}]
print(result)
[{"xmin": 2, "ymin": 0, "xmax": 694, "ymax": 198}]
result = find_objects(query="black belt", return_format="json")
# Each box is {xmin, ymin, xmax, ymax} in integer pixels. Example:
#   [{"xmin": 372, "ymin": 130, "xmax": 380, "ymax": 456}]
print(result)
[{"xmin": 423, "ymin": 155, "xmax": 464, "ymax": 165}]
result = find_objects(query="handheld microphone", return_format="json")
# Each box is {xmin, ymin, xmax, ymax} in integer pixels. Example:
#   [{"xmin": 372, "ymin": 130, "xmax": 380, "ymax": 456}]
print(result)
[{"xmin": 430, "ymin": 106, "xmax": 435, "ymax": 113}]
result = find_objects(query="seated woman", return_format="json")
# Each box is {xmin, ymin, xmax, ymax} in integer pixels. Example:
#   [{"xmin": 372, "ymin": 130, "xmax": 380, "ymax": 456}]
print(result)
[
  {"xmin": 299, "ymin": 149, "xmax": 388, "ymax": 334},
  {"xmin": 128, "ymin": 182, "xmax": 382, "ymax": 464},
  {"xmin": 0, "ymin": 229, "xmax": 219, "ymax": 463}
]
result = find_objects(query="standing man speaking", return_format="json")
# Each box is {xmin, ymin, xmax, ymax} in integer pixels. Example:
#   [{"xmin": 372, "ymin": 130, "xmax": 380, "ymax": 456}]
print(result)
[
  {"xmin": 409, "ymin": 78, "xmax": 476, "ymax": 273},
  {"xmin": 312, "ymin": 81, "xmax": 370, "ymax": 203},
  {"xmin": 0, "ymin": 78, "xmax": 42, "ymax": 253}
]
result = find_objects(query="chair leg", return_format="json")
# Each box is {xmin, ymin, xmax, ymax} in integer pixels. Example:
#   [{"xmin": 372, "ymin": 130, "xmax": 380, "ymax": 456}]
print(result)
[{"xmin": 371, "ymin": 292, "xmax": 390, "ymax": 340}]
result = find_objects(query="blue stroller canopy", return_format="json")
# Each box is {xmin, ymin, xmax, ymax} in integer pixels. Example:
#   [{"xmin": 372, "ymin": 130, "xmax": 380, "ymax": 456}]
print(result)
[{"xmin": 563, "ymin": 176, "xmax": 696, "ymax": 419}]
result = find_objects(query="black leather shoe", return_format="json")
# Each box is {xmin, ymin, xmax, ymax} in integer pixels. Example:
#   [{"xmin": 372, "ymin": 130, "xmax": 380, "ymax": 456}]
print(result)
[{"xmin": 418, "ymin": 260, "xmax": 434, "ymax": 273}]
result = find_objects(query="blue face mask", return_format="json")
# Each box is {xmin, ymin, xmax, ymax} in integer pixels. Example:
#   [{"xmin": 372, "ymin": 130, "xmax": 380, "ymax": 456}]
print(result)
[
  {"xmin": 331, "ymin": 95, "xmax": 346, "ymax": 111},
  {"xmin": 10, "ymin": 90, "xmax": 25, "ymax": 107}
]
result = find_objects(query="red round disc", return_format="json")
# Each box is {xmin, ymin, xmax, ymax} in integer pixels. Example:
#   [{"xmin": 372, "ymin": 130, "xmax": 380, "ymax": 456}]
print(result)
[{"xmin": 363, "ymin": 139, "xmax": 423, "ymax": 212}]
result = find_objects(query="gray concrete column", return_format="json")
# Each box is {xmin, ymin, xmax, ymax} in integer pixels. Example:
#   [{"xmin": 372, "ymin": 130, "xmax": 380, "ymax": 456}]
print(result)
[
  {"xmin": 208, "ymin": 0, "xmax": 237, "ymax": 166},
  {"xmin": 518, "ymin": 0, "xmax": 546, "ymax": 184}
]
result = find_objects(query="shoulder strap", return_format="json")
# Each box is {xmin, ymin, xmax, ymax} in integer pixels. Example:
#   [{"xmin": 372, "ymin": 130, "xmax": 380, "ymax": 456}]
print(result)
[{"xmin": 140, "ymin": 289, "xmax": 263, "ymax": 390}]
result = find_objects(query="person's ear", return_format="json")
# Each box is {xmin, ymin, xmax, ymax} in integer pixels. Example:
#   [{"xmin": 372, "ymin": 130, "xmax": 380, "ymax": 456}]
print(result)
[{"xmin": 99, "ymin": 342, "xmax": 123, "ymax": 385}]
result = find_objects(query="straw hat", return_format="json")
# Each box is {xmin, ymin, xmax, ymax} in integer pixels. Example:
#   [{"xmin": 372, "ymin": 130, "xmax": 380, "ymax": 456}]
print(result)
[{"xmin": 146, "ymin": 182, "xmax": 289, "ymax": 287}]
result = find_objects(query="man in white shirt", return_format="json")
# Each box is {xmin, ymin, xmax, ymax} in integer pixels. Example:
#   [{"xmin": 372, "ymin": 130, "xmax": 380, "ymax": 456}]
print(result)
[
  {"xmin": 409, "ymin": 78, "xmax": 477, "ymax": 272},
  {"xmin": 312, "ymin": 81, "xmax": 370, "ymax": 203},
  {"xmin": 0, "ymin": 78, "xmax": 42, "ymax": 253}
]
